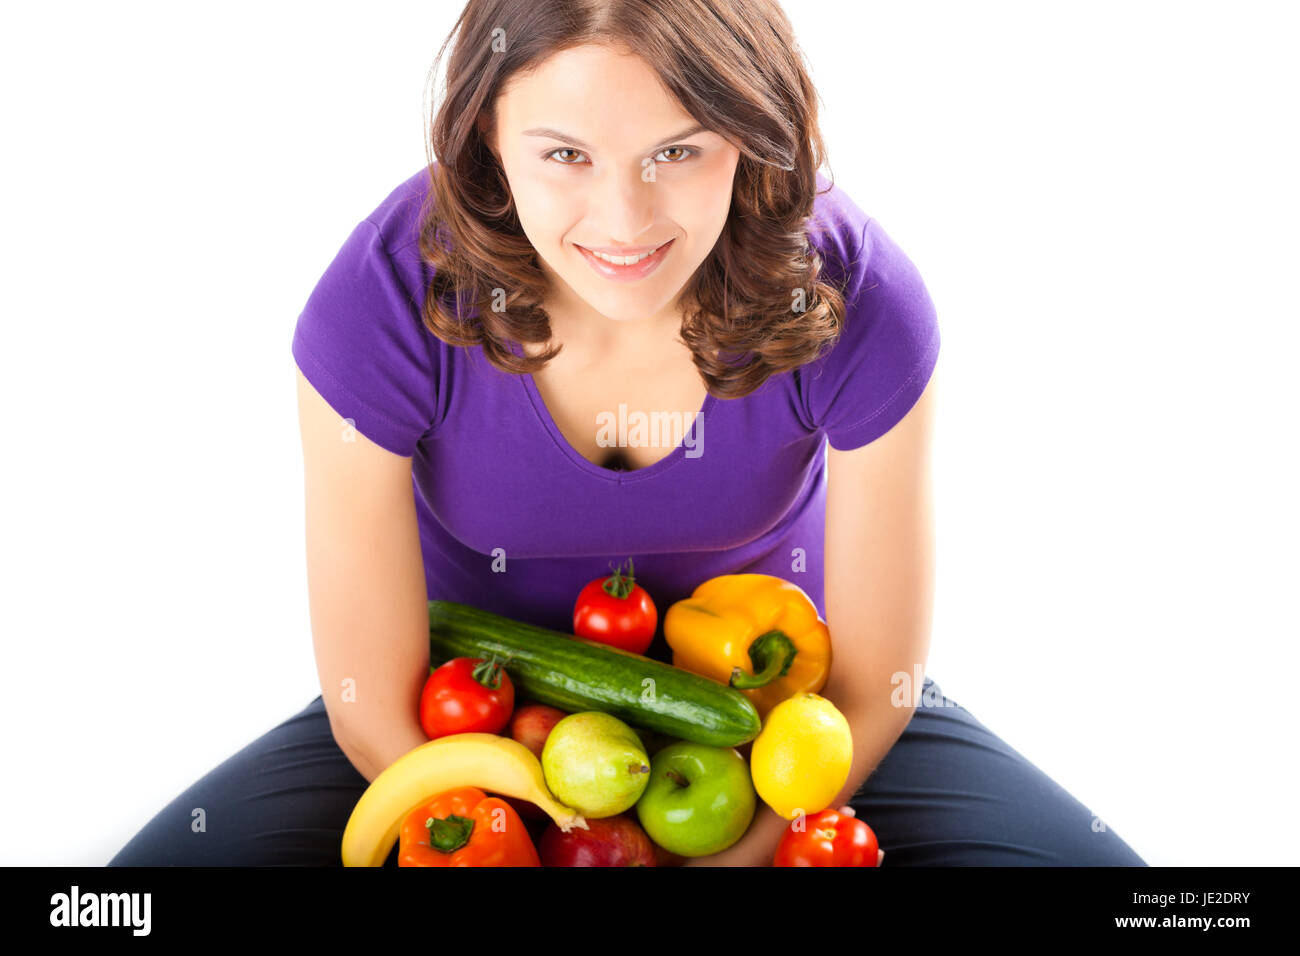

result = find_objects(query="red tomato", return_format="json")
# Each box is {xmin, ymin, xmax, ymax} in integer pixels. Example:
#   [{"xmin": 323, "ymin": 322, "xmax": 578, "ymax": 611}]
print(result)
[
  {"xmin": 573, "ymin": 557, "xmax": 657, "ymax": 655},
  {"xmin": 773, "ymin": 807, "xmax": 880, "ymax": 867},
  {"xmin": 419, "ymin": 656, "xmax": 515, "ymax": 740}
]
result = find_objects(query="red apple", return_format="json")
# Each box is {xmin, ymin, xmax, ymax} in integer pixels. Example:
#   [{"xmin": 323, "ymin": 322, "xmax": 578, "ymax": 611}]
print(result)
[
  {"xmin": 503, "ymin": 704, "xmax": 568, "ymax": 822},
  {"xmin": 538, "ymin": 813, "xmax": 658, "ymax": 867},
  {"xmin": 510, "ymin": 703, "xmax": 567, "ymax": 759}
]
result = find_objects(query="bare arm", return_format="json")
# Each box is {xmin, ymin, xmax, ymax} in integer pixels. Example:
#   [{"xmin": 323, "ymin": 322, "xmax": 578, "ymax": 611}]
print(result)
[
  {"xmin": 295, "ymin": 365, "xmax": 432, "ymax": 783},
  {"xmin": 686, "ymin": 368, "xmax": 938, "ymax": 866},
  {"xmin": 817, "ymin": 368, "xmax": 938, "ymax": 809}
]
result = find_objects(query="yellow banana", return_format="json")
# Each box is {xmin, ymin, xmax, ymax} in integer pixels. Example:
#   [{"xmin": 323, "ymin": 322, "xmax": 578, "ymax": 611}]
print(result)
[{"xmin": 341, "ymin": 732, "xmax": 587, "ymax": 866}]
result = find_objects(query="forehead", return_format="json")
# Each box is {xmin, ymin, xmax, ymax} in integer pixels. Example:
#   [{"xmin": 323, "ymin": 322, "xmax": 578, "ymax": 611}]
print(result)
[{"xmin": 495, "ymin": 43, "xmax": 695, "ymax": 133}]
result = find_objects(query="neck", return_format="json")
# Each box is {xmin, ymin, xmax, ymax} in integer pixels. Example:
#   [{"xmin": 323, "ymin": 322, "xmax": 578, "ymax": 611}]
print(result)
[{"xmin": 537, "ymin": 289, "xmax": 688, "ymax": 359}]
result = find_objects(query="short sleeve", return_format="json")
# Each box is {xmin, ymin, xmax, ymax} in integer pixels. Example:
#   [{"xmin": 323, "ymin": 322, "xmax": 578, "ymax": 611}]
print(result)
[
  {"xmin": 291, "ymin": 218, "xmax": 440, "ymax": 457},
  {"xmin": 802, "ymin": 216, "xmax": 941, "ymax": 451}
]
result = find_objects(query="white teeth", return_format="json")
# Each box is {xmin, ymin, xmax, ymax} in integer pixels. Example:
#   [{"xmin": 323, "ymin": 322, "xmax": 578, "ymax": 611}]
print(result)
[{"xmin": 586, "ymin": 244, "xmax": 663, "ymax": 265}]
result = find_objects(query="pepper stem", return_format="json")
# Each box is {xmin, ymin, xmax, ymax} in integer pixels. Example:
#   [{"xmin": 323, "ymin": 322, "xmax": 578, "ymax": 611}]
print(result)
[
  {"xmin": 425, "ymin": 813, "xmax": 475, "ymax": 853},
  {"xmin": 730, "ymin": 630, "xmax": 797, "ymax": 689}
]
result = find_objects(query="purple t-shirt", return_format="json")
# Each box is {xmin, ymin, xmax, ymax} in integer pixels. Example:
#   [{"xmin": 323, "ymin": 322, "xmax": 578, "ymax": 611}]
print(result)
[{"xmin": 291, "ymin": 165, "xmax": 940, "ymax": 665}]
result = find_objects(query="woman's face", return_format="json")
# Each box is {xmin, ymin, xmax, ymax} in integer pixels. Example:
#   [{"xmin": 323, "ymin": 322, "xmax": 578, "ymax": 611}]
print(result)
[{"xmin": 485, "ymin": 43, "xmax": 741, "ymax": 332}]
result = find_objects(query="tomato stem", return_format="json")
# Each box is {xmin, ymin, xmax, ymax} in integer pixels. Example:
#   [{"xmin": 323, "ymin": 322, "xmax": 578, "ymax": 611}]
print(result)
[
  {"xmin": 602, "ymin": 557, "xmax": 637, "ymax": 600},
  {"xmin": 472, "ymin": 653, "xmax": 512, "ymax": 689}
]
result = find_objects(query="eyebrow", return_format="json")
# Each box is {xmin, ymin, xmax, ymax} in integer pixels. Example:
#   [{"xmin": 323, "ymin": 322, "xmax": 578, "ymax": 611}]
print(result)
[{"xmin": 522, "ymin": 123, "xmax": 712, "ymax": 155}]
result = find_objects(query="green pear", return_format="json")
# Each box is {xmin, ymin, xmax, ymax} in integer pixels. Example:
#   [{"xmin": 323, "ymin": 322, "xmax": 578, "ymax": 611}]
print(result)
[{"xmin": 541, "ymin": 712, "xmax": 651, "ymax": 817}]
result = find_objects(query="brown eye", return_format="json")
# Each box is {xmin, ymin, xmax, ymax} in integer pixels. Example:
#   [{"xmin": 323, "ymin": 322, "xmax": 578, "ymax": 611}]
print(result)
[
  {"xmin": 654, "ymin": 146, "xmax": 693, "ymax": 163},
  {"xmin": 549, "ymin": 148, "xmax": 586, "ymax": 164}
]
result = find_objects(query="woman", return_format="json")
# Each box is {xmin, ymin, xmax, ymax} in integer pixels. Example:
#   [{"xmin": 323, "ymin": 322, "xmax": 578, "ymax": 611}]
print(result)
[{"xmin": 108, "ymin": 0, "xmax": 1146, "ymax": 866}]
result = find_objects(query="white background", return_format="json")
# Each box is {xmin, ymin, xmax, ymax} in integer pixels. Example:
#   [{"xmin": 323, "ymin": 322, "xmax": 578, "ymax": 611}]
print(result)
[{"xmin": 2, "ymin": 0, "xmax": 1295, "ymax": 867}]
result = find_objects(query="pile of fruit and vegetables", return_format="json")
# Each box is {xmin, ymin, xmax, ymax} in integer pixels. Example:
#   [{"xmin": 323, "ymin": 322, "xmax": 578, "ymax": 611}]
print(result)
[{"xmin": 340, "ymin": 561, "xmax": 883, "ymax": 867}]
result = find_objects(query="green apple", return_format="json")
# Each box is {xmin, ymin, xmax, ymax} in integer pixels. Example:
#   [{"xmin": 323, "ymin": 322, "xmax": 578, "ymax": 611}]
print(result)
[
  {"xmin": 635, "ymin": 741, "xmax": 756, "ymax": 857},
  {"xmin": 541, "ymin": 712, "xmax": 651, "ymax": 818}
]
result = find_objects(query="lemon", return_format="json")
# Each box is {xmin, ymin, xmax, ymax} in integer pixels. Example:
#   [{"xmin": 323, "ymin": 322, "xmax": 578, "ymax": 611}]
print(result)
[{"xmin": 750, "ymin": 693, "xmax": 853, "ymax": 820}]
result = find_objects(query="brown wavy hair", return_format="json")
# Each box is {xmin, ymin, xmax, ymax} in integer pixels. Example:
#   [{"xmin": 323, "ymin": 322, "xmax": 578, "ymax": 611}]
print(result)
[{"xmin": 416, "ymin": 0, "xmax": 849, "ymax": 400}]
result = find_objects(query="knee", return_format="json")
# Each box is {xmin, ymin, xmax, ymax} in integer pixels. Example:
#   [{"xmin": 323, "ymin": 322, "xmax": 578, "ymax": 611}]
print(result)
[{"xmin": 995, "ymin": 815, "xmax": 1148, "ymax": 867}]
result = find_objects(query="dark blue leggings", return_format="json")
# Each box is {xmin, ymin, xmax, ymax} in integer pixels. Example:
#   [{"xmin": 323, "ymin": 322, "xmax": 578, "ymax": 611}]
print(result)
[{"xmin": 106, "ymin": 676, "xmax": 1147, "ymax": 866}]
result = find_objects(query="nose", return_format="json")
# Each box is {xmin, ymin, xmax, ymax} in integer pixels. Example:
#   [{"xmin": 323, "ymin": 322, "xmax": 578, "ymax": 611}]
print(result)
[{"xmin": 591, "ymin": 164, "xmax": 657, "ymax": 244}]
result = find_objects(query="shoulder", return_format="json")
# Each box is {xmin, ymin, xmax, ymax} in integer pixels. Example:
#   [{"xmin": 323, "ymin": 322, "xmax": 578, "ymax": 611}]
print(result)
[
  {"xmin": 290, "ymin": 164, "xmax": 449, "ymax": 457},
  {"xmin": 806, "ymin": 172, "xmax": 872, "ymax": 293},
  {"xmin": 798, "ymin": 177, "xmax": 942, "ymax": 450},
  {"xmin": 365, "ymin": 165, "xmax": 435, "ymax": 252},
  {"xmin": 805, "ymin": 174, "xmax": 939, "ymax": 364},
  {"xmin": 805, "ymin": 174, "xmax": 926, "ymax": 310},
  {"xmin": 358, "ymin": 164, "xmax": 438, "ymax": 289}
]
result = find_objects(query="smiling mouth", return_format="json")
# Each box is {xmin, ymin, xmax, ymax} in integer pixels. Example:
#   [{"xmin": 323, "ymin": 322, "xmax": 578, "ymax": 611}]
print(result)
[{"xmin": 577, "ymin": 239, "xmax": 674, "ymax": 265}]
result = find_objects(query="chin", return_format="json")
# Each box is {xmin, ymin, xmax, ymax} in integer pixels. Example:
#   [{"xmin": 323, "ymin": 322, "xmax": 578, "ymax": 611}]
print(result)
[{"xmin": 590, "ymin": 293, "xmax": 678, "ymax": 324}]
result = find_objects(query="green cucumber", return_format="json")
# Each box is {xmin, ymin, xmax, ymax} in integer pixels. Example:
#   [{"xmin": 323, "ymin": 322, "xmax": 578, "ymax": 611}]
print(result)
[{"xmin": 427, "ymin": 600, "xmax": 761, "ymax": 747}]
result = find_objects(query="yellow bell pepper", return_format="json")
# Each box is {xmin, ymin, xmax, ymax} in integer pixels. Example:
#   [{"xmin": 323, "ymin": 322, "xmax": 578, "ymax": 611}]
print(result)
[{"xmin": 663, "ymin": 574, "xmax": 831, "ymax": 718}]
